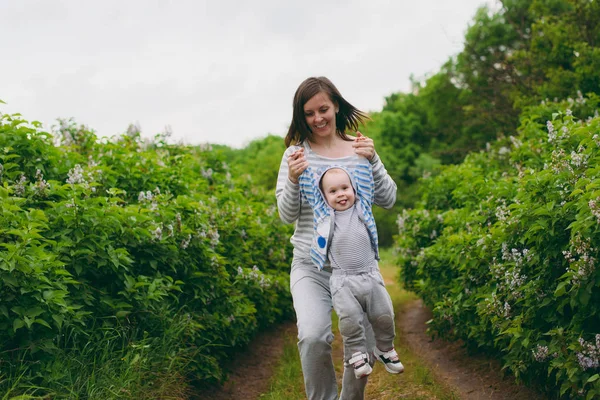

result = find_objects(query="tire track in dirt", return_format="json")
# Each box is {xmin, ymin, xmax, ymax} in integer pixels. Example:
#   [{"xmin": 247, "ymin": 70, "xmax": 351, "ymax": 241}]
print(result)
[
  {"xmin": 194, "ymin": 321, "xmax": 297, "ymax": 400},
  {"xmin": 397, "ymin": 299, "xmax": 546, "ymax": 400},
  {"xmin": 195, "ymin": 298, "xmax": 548, "ymax": 400}
]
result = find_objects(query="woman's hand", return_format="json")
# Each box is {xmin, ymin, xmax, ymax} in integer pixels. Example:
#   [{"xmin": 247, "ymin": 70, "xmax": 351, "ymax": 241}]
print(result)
[
  {"xmin": 353, "ymin": 131, "xmax": 375, "ymax": 161},
  {"xmin": 288, "ymin": 147, "xmax": 308, "ymax": 184}
]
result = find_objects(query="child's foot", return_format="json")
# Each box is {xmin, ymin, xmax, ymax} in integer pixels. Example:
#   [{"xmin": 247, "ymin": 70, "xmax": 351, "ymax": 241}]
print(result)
[
  {"xmin": 348, "ymin": 351, "xmax": 372, "ymax": 379},
  {"xmin": 374, "ymin": 347, "xmax": 404, "ymax": 374}
]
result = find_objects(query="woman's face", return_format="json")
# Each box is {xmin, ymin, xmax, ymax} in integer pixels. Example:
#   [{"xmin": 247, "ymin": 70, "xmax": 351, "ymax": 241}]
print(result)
[{"xmin": 303, "ymin": 92, "xmax": 338, "ymax": 139}]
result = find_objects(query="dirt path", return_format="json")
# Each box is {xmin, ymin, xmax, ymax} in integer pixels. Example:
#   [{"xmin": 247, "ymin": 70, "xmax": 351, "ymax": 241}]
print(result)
[
  {"xmin": 198, "ymin": 300, "xmax": 547, "ymax": 400},
  {"xmin": 397, "ymin": 299, "xmax": 546, "ymax": 400},
  {"xmin": 193, "ymin": 321, "xmax": 296, "ymax": 400}
]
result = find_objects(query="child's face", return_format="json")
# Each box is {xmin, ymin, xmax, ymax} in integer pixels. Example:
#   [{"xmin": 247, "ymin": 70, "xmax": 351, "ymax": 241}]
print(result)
[{"xmin": 321, "ymin": 169, "xmax": 355, "ymax": 211}]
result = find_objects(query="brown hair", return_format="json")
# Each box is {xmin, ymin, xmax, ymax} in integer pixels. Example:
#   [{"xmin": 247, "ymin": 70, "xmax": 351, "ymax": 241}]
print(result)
[{"xmin": 284, "ymin": 77, "xmax": 369, "ymax": 147}]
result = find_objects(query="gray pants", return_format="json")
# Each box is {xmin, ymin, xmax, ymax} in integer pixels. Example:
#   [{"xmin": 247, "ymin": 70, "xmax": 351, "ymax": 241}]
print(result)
[
  {"xmin": 330, "ymin": 267, "xmax": 395, "ymax": 364},
  {"xmin": 290, "ymin": 263, "xmax": 375, "ymax": 400}
]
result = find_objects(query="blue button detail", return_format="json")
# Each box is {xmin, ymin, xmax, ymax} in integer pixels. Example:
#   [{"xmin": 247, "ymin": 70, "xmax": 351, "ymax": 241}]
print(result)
[{"xmin": 317, "ymin": 236, "xmax": 326, "ymax": 248}]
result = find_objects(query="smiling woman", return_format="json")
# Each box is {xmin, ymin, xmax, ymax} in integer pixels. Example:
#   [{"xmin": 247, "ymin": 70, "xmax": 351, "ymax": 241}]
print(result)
[{"xmin": 276, "ymin": 76, "xmax": 398, "ymax": 400}]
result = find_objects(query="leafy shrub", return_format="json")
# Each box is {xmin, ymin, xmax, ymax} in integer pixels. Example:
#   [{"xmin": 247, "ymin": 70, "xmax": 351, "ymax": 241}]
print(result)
[
  {"xmin": 396, "ymin": 95, "xmax": 600, "ymax": 399},
  {"xmin": 0, "ymin": 112, "xmax": 294, "ymax": 396}
]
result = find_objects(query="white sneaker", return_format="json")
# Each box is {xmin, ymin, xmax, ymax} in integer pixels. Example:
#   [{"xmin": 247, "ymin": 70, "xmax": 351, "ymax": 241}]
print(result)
[
  {"xmin": 348, "ymin": 351, "xmax": 372, "ymax": 379},
  {"xmin": 374, "ymin": 347, "xmax": 404, "ymax": 374}
]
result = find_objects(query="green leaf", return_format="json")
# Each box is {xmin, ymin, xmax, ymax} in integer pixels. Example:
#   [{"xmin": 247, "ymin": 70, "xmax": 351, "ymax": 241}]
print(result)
[
  {"xmin": 116, "ymin": 310, "xmax": 131, "ymax": 318},
  {"xmin": 587, "ymin": 374, "xmax": 599, "ymax": 383},
  {"xmin": 52, "ymin": 314, "xmax": 64, "ymax": 329},
  {"xmin": 34, "ymin": 318, "xmax": 52, "ymax": 329},
  {"xmin": 25, "ymin": 306, "xmax": 44, "ymax": 319},
  {"xmin": 13, "ymin": 318, "xmax": 24, "ymax": 332},
  {"xmin": 554, "ymin": 281, "xmax": 569, "ymax": 297}
]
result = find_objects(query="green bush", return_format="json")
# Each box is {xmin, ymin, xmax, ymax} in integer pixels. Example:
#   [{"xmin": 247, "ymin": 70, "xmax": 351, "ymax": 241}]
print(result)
[
  {"xmin": 0, "ymin": 113, "xmax": 294, "ymax": 397},
  {"xmin": 396, "ymin": 95, "xmax": 600, "ymax": 399}
]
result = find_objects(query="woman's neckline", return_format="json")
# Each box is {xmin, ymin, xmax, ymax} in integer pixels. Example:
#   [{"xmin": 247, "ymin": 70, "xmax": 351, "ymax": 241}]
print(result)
[{"xmin": 304, "ymin": 140, "xmax": 356, "ymax": 161}]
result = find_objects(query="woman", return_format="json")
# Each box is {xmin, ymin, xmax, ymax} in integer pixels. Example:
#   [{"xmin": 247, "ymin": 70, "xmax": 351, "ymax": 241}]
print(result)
[{"xmin": 275, "ymin": 76, "xmax": 397, "ymax": 400}]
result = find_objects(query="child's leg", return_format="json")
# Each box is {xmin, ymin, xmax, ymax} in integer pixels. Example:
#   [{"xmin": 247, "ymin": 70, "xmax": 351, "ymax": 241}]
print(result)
[
  {"xmin": 365, "ymin": 271, "xmax": 395, "ymax": 352},
  {"xmin": 331, "ymin": 275, "xmax": 369, "ymax": 360},
  {"xmin": 366, "ymin": 271, "xmax": 404, "ymax": 374}
]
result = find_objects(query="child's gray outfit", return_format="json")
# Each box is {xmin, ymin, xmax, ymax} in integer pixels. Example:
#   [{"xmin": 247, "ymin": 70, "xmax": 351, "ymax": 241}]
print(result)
[
  {"xmin": 329, "ymin": 205, "xmax": 395, "ymax": 361},
  {"xmin": 299, "ymin": 164, "xmax": 396, "ymax": 366}
]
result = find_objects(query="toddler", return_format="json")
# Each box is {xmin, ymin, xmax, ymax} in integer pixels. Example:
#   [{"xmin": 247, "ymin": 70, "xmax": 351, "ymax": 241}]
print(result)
[{"xmin": 299, "ymin": 164, "xmax": 404, "ymax": 379}]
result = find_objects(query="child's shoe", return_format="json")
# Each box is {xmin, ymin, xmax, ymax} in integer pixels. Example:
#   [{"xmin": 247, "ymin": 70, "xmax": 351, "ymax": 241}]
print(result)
[
  {"xmin": 374, "ymin": 347, "xmax": 404, "ymax": 374},
  {"xmin": 348, "ymin": 351, "xmax": 372, "ymax": 379}
]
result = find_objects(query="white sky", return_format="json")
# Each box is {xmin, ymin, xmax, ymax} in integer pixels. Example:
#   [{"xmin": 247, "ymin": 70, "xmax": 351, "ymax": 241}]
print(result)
[{"xmin": 0, "ymin": 0, "xmax": 497, "ymax": 148}]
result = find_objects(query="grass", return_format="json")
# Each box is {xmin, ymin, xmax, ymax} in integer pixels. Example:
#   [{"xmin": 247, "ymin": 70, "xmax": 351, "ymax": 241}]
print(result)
[
  {"xmin": 0, "ymin": 314, "xmax": 195, "ymax": 400},
  {"xmin": 259, "ymin": 248, "xmax": 459, "ymax": 399}
]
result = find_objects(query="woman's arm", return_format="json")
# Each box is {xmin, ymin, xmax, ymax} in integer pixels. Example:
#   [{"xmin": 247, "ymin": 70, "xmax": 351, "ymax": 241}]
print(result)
[
  {"xmin": 353, "ymin": 132, "xmax": 397, "ymax": 209},
  {"xmin": 276, "ymin": 147, "xmax": 302, "ymax": 223},
  {"xmin": 370, "ymin": 152, "xmax": 397, "ymax": 209}
]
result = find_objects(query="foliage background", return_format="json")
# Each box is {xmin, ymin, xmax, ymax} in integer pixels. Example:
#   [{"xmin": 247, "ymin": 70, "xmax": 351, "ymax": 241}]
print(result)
[
  {"xmin": 2, "ymin": 0, "xmax": 600, "ymax": 398},
  {"xmin": 0, "ymin": 116, "xmax": 294, "ymax": 398}
]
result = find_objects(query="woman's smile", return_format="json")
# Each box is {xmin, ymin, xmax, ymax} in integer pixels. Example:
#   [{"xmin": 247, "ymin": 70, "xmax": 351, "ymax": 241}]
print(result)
[{"xmin": 304, "ymin": 92, "xmax": 337, "ymax": 137}]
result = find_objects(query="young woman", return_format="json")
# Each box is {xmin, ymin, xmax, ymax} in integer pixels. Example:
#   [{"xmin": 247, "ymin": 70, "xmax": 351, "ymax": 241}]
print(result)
[{"xmin": 276, "ymin": 76, "xmax": 397, "ymax": 400}]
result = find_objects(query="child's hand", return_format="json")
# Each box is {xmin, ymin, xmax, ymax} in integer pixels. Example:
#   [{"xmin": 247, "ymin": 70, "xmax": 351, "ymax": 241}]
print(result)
[
  {"xmin": 288, "ymin": 147, "xmax": 308, "ymax": 184},
  {"xmin": 353, "ymin": 131, "xmax": 375, "ymax": 160}
]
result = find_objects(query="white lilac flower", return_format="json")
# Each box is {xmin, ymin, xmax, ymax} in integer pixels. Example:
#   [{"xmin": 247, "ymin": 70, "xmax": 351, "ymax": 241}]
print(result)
[
  {"xmin": 564, "ymin": 235, "xmax": 596, "ymax": 285},
  {"xmin": 33, "ymin": 169, "xmax": 50, "ymax": 196},
  {"xmin": 576, "ymin": 335, "xmax": 600, "ymax": 370},
  {"xmin": 201, "ymin": 168, "xmax": 213, "ymax": 179},
  {"xmin": 66, "ymin": 164, "xmax": 86, "ymax": 185},
  {"xmin": 208, "ymin": 228, "xmax": 220, "ymax": 246},
  {"xmin": 570, "ymin": 149, "xmax": 587, "ymax": 168},
  {"xmin": 503, "ymin": 301, "xmax": 511, "ymax": 317},
  {"xmin": 14, "ymin": 175, "xmax": 27, "ymax": 196},
  {"xmin": 547, "ymin": 120, "xmax": 556, "ymax": 142},
  {"xmin": 175, "ymin": 213, "xmax": 182, "ymax": 232},
  {"xmin": 498, "ymin": 146, "xmax": 511, "ymax": 155},
  {"xmin": 532, "ymin": 345, "xmax": 550, "ymax": 362},
  {"xmin": 180, "ymin": 234, "xmax": 191, "ymax": 249},
  {"xmin": 509, "ymin": 136, "xmax": 522, "ymax": 148},
  {"xmin": 152, "ymin": 227, "xmax": 162, "ymax": 241},
  {"xmin": 495, "ymin": 205, "xmax": 510, "ymax": 222},
  {"xmin": 589, "ymin": 198, "xmax": 600, "ymax": 223}
]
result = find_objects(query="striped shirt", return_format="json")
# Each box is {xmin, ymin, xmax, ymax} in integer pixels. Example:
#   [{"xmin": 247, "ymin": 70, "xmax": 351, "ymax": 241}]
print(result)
[
  {"xmin": 329, "ymin": 205, "xmax": 377, "ymax": 271},
  {"xmin": 276, "ymin": 140, "xmax": 397, "ymax": 266},
  {"xmin": 298, "ymin": 163, "xmax": 377, "ymax": 269}
]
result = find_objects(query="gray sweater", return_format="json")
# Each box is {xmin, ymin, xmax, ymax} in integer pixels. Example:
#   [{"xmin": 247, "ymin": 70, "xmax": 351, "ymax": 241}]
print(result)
[{"xmin": 276, "ymin": 141, "xmax": 397, "ymax": 265}]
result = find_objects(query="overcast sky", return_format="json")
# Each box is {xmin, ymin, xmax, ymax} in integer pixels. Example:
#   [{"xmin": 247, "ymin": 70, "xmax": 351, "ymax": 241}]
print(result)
[{"xmin": 1, "ymin": 0, "xmax": 497, "ymax": 148}]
